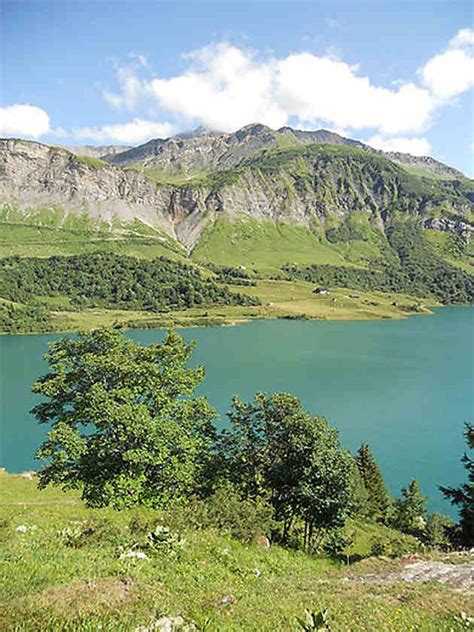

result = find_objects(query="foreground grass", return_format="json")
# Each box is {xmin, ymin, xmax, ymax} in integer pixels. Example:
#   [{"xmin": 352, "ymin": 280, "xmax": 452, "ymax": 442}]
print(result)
[{"xmin": 0, "ymin": 472, "xmax": 471, "ymax": 631}]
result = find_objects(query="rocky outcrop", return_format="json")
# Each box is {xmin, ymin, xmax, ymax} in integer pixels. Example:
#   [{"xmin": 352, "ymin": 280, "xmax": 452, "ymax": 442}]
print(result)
[{"xmin": 424, "ymin": 216, "xmax": 474, "ymax": 237}]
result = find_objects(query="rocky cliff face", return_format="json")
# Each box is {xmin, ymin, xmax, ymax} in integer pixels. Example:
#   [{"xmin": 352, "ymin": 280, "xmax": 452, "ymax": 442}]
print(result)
[
  {"xmin": 1, "ymin": 132, "xmax": 472, "ymax": 253},
  {"xmin": 0, "ymin": 139, "xmax": 174, "ymax": 234}
]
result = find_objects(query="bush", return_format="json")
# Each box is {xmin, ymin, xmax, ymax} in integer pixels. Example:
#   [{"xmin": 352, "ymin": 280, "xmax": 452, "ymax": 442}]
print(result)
[
  {"xmin": 57, "ymin": 516, "xmax": 124, "ymax": 548},
  {"xmin": 370, "ymin": 534, "xmax": 418, "ymax": 558},
  {"xmin": 165, "ymin": 485, "xmax": 275, "ymax": 543}
]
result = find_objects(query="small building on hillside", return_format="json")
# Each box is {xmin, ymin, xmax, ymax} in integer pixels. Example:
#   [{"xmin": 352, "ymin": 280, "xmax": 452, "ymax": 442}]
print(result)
[{"xmin": 313, "ymin": 287, "xmax": 329, "ymax": 295}]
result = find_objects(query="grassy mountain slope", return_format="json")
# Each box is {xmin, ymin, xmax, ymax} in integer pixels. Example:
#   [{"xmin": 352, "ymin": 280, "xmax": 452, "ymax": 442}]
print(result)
[{"xmin": 1, "ymin": 471, "xmax": 471, "ymax": 631}]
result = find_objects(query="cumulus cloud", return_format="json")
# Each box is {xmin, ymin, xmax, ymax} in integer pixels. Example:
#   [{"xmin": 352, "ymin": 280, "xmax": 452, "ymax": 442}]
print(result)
[
  {"xmin": 97, "ymin": 28, "xmax": 473, "ymax": 155},
  {"xmin": 150, "ymin": 43, "xmax": 287, "ymax": 131},
  {"xmin": 75, "ymin": 118, "xmax": 175, "ymax": 144},
  {"xmin": 449, "ymin": 28, "xmax": 474, "ymax": 49},
  {"xmin": 0, "ymin": 104, "xmax": 50, "ymax": 138},
  {"xmin": 367, "ymin": 135, "xmax": 432, "ymax": 156},
  {"xmin": 144, "ymin": 43, "xmax": 435, "ymax": 134},
  {"xmin": 420, "ymin": 27, "xmax": 474, "ymax": 99}
]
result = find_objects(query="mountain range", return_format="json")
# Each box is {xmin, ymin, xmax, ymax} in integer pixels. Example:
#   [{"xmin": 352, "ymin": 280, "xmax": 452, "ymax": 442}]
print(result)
[{"xmin": 0, "ymin": 124, "xmax": 473, "ymax": 276}]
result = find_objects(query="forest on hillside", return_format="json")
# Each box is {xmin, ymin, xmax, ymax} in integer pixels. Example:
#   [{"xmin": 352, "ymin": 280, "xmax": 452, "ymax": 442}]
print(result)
[
  {"xmin": 0, "ymin": 253, "xmax": 260, "ymax": 312},
  {"xmin": 283, "ymin": 222, "xmax": 474, "ymax": 304}
]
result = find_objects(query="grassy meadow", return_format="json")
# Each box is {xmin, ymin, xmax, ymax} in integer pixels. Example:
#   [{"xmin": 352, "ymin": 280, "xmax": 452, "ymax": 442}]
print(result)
[{"xmin": 0, "ymin": 471, "xmax": 470, "ymax": 631}]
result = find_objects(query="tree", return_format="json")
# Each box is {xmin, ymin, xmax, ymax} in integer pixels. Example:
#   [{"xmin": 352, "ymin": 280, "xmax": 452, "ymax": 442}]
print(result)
[
  {"xmin": 33, "ymin": 328, "xmax": 216, "ymax": 509},
  {"xmin": 440, "ymin": 423, "xmax": 474, "ymax": 547},
  {"xmin": 355, "ymin": 443, "xmax": 391, "ymax": 522},
  {"xmin": 393, "ymin": 479, "xmax": 427, "ymax": 536},
  {"xmin": 217, "ymin": 393, "xmax": 359, "ymax": 551}
]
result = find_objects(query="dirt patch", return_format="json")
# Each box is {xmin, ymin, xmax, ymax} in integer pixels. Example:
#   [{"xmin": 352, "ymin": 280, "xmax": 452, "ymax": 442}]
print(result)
[{"xmin": 32, "ymin": 576, "xmax": 135, "ymax": 615}]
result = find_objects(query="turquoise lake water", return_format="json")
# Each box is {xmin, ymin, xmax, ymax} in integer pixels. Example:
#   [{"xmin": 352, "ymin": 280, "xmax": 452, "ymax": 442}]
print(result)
[{"xmin": 1, "ymin": 307, "xmax": 473, "ymax": 516}]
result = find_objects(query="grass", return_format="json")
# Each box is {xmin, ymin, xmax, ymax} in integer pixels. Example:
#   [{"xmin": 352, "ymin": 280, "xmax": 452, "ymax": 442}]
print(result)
[
  {"xmin": 0, "ymin": 471, "xmax": 470, "ymax": 631},
  {"xmin": 191, "ymin": 218, "xmax": 370, "ymax": 274},
  {"xmin": 3, "ymin": 280, "xmax": 436, "ymax": 335},
  {"xmin": 424, "ymin": 229, "xmax": 474, "ymax": 275},
  {"xmin": 0, "ymin": 223, "xmax": 186, "ymax": 260},
  {"xmin": 75, "ymin": 155, "xmax": 108, "ymax": 169}
]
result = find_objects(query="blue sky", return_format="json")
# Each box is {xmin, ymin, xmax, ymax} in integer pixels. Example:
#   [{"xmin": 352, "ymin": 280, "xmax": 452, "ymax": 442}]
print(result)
[{"xmin": 1, "ymin": 1, "xmax": 473, "ymax": 174}]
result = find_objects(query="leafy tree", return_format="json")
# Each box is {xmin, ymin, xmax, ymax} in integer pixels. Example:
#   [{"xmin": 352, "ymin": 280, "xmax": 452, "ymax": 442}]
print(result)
[
  {"xmin": 355, "ymin": 443, "xmax": 391, "ymax": 521},
  {"xmin": 217, "ymin": 393, "xmax": 359, "ymax": 551},
  {"xmin": 393, "ymin": 479, "xmax": 427, "ymax": 536},
  {"xmin": 440, "ymin": 423, "xmax": 474, "ymax": 547},
  {"xmin": 33, "ymin": 328, "xmax": 216, "ymax": 509}
]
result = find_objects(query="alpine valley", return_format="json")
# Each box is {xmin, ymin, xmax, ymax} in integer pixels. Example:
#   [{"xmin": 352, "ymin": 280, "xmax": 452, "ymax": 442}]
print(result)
[{"xmin": 1, "ymin": 123, "xmax": 473, "ymax": 333}]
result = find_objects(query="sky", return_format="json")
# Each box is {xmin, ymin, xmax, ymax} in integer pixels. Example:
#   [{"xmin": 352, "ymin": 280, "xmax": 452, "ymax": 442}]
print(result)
[{"xmin": 1, "ymin": 1, "xmax": 473, "ymax": 174}]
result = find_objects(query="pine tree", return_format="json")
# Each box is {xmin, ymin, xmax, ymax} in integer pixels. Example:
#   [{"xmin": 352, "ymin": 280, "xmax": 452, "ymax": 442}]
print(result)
[
  {"xmin": 440, "ymin": 423, "xmax": 474, "ymax": 547},
  {"xmin": 394, "ymin": 479, "xmax": 427, "ymax": 535},
  {"xmin": 355, "ymin": 443, "xmax": 390, "ymax": 521}
]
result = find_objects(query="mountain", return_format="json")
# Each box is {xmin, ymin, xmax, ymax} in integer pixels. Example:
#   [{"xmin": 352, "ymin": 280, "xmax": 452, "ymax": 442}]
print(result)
[
  {"xmin": 60, "ymin": 144, "xmax": 132, "ymax": 159},
  {"xmin": 1, "ymin": 127, "xmax": 472, "ymax": 277},
  {"xmin": 105, "ymin": 123, "xmax": 464, "ymax": 179}
]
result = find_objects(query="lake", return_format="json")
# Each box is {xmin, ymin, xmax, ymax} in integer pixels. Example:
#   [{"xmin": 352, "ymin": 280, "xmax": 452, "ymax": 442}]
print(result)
[{"xmin": 1, "ymin": 307, "xmax": 473, "ymax": 516}]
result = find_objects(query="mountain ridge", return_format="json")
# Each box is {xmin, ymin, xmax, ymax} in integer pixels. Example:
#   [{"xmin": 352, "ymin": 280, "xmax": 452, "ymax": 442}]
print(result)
[
  {"xmin": 103, "ymin": 123, "xmax": 464, "ymax": 179},
  {"xmin": 0, "ymin": 128, "xmax": 472, "ymax": 263}
]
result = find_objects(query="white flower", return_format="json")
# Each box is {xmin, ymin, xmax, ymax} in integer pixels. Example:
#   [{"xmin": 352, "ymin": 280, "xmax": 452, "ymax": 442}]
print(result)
[
  {"xmin": 119, "ymin": 549, "xmax": 148, "ymax": 560},
  {"xmin": 16, "ymin": 525, "xmax": 28, "ymax": 533}
]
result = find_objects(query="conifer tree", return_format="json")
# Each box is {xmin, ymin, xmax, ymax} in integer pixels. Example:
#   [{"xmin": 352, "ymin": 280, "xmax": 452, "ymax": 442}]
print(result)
[
  {"xmin": 440, "ymin": 423, "xmax": 474, "ymax": 547},
  {"xmin": 355, "ymin": 443, "xmax": 390, "ymax": 521},
  {"xmin": 394, "ymin": 479, "xmax": 427, "ymax": 535}
]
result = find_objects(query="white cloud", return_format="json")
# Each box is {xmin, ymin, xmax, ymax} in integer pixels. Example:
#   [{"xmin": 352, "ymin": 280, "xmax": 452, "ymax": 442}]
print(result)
[
  {"xmin": 146, "ymin": 43, "xmax": 435, "ymax": 134},
  {"xmin": 421, "ymin": 49, "xmax": 474, "ymax": 100},
  {"xmin": 98, "ymin": 28, "xmax": 473, "ymax": 152},
  {"xmin": 367, "ymin": 135, "xmax": 432, "ymax": 156},
  {"xmin": 0, "ymin": 104, "xmax": 50, "ymax": 138},
  {"xmin": 420, "ymin": 28, "xmax": 474, "ymax": 100},
  {"xmin": 276, "ymin": 54, "xmax": 433, "ymax": 134},
  {"xmin": 150, "ymin": 43, "xmax": 287, "ymax": 131},
  {"xmin": 75, "ymin": 118, "xmax": 175, "ymax": 144},
  {"xmin": 103, "ymin": 65, "xmax": 147, "ymax": 110},
  {"xmin": 449, "ymin": 28, "xmax": 474, "ymax": 49}
]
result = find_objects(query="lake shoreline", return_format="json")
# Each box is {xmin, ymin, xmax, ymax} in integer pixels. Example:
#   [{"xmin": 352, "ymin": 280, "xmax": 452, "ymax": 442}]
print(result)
[{"xmin": 2, "ymin": 307, "xmax": 472, "ymax": 520}]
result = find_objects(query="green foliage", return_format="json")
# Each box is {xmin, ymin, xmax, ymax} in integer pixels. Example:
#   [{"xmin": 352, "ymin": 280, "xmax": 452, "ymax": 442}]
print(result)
[
  {"xmin": 168, "ymin": 485, "xmax": 275, "ymax": 543},
  {"xmin": 369, "ymin": 534, "xmax": 418, "ymax": 558},
  {"xmin": 216, "ymin": 393, "xmax": 360, "ymax": 551},
  {"xmin": 33, "ymin": 328, "xmax": 216, "ymax": 509},
  {"xmin": 1, "ymin": 253, "xmax": 260, "ymax": 312},
  {"xmin": 356, "ymin": 443, "xmax": 391, "ymax": 522},
  {"xmin": 440, "ymin": 423, "xmax": 474, "ymax": 547},
  {"xmin": 4, "ymin": 471, "xmax": 465, "ymax": 631},
  {"xmin": 296, "ymin": 608, "xmax": 332, "ymax": 631},
  {"xmin": 284, "ymin": 220, "xmax": 474, "ymax": 304},
  {"xmin": 75, "ymin": 154, "xmax": 108, "ymax": 169},
  {"xmin": 205, "ymin": 263, "xmax": 257, "ymax": 286},
  {"xmin": 322, "ymin": 529, "xmax": 355, "ymax": 558},
  {"xmin": 0, "ymin": 301, "xmax": 53, "ymax": 333},
  {"xmin": 392, "ymin": 479, "xmax": 427, "ymax": 536},
  {"xmin": 422, "ymin": 513, "xmax": 455, "ymax": 549},
  {"xmin": 146, "ymin": 525, "xmax": 186, "ymax": 557}
]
